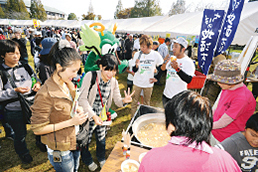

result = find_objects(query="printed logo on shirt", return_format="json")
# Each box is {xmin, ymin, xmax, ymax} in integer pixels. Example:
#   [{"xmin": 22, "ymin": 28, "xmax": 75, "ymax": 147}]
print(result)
[
  {"xmin": 139, "ymin": 59, "xmax": 155, "ymax": 75},
  {"xmin": 239, "ymin": 149, "xmax": 258, "ymax": 171},
  {"xmin": 223, "ymin": 102, "xmax": 231, "ymax": 111},
  {"xmin": 166, "ymin": 64, "xmax": 178, "ymax": 81}
]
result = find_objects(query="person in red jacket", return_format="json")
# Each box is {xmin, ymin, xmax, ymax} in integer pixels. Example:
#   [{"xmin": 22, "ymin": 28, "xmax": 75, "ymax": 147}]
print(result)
[{"xmin": 0, "ymin": 30, "xmax": 6, "ymax": 40}]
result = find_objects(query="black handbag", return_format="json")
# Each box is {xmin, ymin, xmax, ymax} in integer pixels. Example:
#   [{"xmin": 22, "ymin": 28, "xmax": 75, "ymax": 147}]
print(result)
[
  {"xmin": 2, "ymin": 69, "xmax": 35, "ymax": 124},
  {"xmin": 76, "ymin": 119, "xmax": 90, "ymax": 149},
  {"xmin": 17, "ymin": 93, "xmax": 34, "ymax": 124}
]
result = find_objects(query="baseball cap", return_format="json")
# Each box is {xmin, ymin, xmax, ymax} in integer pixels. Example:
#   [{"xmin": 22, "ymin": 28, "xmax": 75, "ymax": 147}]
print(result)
[
  {"xmin": 34, "ymin": 31, "xmax": 42, "ymax": 36},
  {"xmin": 173, "ymin": 37, "xmax": 188, "ymax": 48},
  {"xmin": 14, "ymin": 28, "xmax": 22, "ymax": 33},
  {"xmin": 28, "ymin": 28, "xmax": 35, "ymax": 32},
  {"xmin": 40, "ymin": 38, "xmax": 57, "ymax": 55},
  {"xmin": 65, "ymin": 33, "xmax": 71, "ymax": 38},
  {"xmin": 153, "ymin": 41, "xmax": 159, "ymax": 45}
]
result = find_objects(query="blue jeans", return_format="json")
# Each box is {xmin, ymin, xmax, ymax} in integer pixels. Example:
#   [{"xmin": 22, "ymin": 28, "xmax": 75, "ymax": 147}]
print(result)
[
  {"xmin": 4, "ymin": 109, "xmax": 29, "ymax": 156},
  {"xmin": 81, "ymin": 130, "xmax": 106, "ymax": 165},
  {"xmin": 48, "ymin": 150, "xmax": 80, "ymax": 172},
  {"xmin": 1, "ymin": 117, "xmax": 14, "ymax": 138}
]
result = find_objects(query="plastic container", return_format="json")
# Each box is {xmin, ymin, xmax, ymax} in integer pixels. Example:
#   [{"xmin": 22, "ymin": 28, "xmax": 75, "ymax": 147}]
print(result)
[
  {"xmin": 158, "ymin": 38, "xmax": 165, "ymax": 44},
  {"xmin": 187, "ymin": 71, "xmax": 206, "ymax": 89},
  {"xmin": 31, "ymin": 76, "xmax": 36, "ymax": 88}
]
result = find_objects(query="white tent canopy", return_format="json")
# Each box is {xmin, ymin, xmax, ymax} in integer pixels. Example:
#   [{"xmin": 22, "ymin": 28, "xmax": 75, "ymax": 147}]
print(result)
[
  {"xmin": 1, "ymin": 1, "xmax": 258, "ymax": 45},
  {"xmin": 231, "ymin": 1, "xmax": 258, "ymax": 45},
  {"xmin": 143, "ymin": 12, "xmax": 203, "ymax": 38}
]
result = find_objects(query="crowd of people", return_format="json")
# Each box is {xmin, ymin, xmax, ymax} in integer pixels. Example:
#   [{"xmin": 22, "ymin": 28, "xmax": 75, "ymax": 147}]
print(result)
[{"xmin": 0, "ymin": 24, "xmax": 257, "ymax": 172}]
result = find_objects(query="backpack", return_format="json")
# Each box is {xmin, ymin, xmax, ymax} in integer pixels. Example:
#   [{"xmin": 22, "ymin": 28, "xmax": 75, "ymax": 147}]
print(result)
[{"xmin": 88, "ymin": 71, "xmax": 97, "ymax": 93}]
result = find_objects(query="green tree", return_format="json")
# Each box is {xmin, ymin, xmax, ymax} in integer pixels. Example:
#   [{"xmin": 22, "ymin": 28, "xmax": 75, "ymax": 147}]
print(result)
[
  {"xmin": 68, "ymin": 13, "xmax": 77, "ymax": 20},
  {"xmin": 82, "ymin": 12, "xmax": 95, "ymax": 20},
  {"xmin": 97, "ymin": 15, "xmax": 102, "ymax": 20},
  {"xmin": 30, "ymin": 0, "xmax": 47, "ymax": 21},
  {"xmin": 130, "ymin": 0, "xmax": 162, "ymax": 18},
  {"xmin": 0, "ymin": 5, "xmax": 5, "ymax": 18},
  {"xmin": 117, "ymin": 8, "xmax": 132, "ymax": 19},
  {"xmin": 114, "ymin": 0, "xmax": 123, "ymax": 19},
  {"xmin": 168, "ymin": 0, "xmax": 186, "ymax": 16},
  {"xmin": 6, "ymin": 0, "xmax": 19, "ymax": 12},
  {"xmin": 5, "ymin": 0, "xmax": 30, "ymax": 19}
]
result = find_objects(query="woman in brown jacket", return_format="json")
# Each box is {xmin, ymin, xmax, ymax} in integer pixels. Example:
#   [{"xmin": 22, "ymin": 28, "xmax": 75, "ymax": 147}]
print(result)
[{"xmin": 30, "ymin": 46, "xmax": 87, "ymax": 172}]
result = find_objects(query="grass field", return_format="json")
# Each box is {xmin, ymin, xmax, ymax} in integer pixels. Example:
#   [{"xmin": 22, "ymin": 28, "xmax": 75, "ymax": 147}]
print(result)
[{"xmin": 0, "ymin": 41, "xmax": 257, "ymax": 172}]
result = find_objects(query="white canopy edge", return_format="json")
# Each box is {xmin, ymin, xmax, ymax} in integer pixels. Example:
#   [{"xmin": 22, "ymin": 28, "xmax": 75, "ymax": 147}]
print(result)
[{"xmin": 1, "ymin": 1, "xmax": 258, "ymax": 45}]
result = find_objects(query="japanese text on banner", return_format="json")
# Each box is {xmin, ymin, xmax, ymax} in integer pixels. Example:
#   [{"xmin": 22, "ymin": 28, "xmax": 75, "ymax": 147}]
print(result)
[
  {"xmin": 198, "ymin": 9, "xmax": 225, "ymax": 75},
  {"xmin": 214, "ymin": 0, "xmax": 244, "ymax": 57}
]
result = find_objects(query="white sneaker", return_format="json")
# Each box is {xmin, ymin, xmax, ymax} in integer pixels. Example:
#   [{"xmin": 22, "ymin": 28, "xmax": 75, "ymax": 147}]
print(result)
[
  {"xmin": 111, "ymin": 112, "xmax": 117, "ymax": 120},
  {"xmin": 88, "ymin": 162, "xmax": 98, "ymax": 171},
  {"xmin": 99, "ymin": 160, "xmax": 106, "ymax": 168}
]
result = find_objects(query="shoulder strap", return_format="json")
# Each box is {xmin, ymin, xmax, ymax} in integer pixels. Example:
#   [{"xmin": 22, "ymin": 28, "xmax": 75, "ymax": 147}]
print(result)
[
  {"xmin": 0, "ymin": 69, "xmax": 19, "ymax": 106},
  {"xmin": 22, "ymin": 63, "xmax": 34, "ymax": 76},
  {"xmin": 0, "ymin": 65, "xmax": 8, "ymax": 86},
  {"xmin": 88, "ymin": 71, "xmax": 97, "ymax": 93},
  {"xmin": 2, "ymin": 69, "xmax": 17, "ymax": 89},
  {"xmin": 138, "ymin": 51, "xmax": 143, "ymax": 60},
  {"xmin": 0, "ymin": 63, "xmax": 34, "ymax": 87}
]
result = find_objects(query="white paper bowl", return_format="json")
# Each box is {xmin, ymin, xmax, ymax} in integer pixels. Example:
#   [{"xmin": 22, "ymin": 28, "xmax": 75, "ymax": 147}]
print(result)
[
  {"xmin": 121, "ymin": 159, "xmax": 140, "ymax": 172},
  {"xmin": 139, "ymin": 152, "xmax": 147, "ymax": 163}
]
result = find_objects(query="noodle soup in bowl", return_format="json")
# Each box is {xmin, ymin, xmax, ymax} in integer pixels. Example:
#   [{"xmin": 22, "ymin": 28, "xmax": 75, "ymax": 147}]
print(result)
[
  {"xmin": 132, "ymin": 113, "xmax": 170, "ymax": 148},
  {"xmin": 121, "ymin": 159, "xmax": 140, "ymax": 172}
]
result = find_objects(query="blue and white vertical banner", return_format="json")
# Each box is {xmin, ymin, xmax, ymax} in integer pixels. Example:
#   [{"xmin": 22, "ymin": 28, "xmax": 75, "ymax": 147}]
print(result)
[
  {"xmin": 214, "ymin": 0, "xmax": 244, "ymax": 57},
  {"xmin": 198, "ymin": 9, "xmax": 225, "ymax": 75}
]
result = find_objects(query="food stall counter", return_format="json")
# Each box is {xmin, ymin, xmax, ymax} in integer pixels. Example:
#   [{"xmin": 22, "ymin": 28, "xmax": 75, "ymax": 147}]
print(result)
[{"xmin": 100, "ymin": 141, "xmax": 149, "ymax": 172}]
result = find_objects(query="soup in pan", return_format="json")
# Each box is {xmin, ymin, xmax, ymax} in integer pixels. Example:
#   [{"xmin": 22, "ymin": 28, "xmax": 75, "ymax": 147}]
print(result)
[{"xmin": 137, "ymin": 122, "xmax": 170, "ymax": 147}]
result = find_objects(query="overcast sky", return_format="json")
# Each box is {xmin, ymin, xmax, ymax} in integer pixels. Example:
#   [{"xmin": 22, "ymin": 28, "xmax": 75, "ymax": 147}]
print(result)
[{"xmin": 40, "ymin": 0, "xmax": 249, "ymax": 20}]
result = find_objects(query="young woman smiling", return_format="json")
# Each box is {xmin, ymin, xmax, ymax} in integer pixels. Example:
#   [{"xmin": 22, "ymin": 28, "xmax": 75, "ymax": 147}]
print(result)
[
  {"xmin": 78, "ymin": 54, "xmax": 134, "ymax": 171},
  {"xmin": 31, "ymin": 46, "xmax": 87, "ymax": 172}
]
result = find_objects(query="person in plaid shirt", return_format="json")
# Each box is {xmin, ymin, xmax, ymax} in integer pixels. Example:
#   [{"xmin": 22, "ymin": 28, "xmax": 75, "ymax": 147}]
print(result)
[{"xmin": 78, "ymin": 54, "xmax": 134, "ymax": 171}]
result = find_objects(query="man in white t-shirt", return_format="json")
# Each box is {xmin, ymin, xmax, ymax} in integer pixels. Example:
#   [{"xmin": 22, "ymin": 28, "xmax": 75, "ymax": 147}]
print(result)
[
  {"xmin": 161, "ymin": 37, "xmax": 195, "ymax": 107},
  {"xmin": 133, "ymin": 34, "xmax": 140, "ymax": 50},
  {"xmin": 131, "ymin": 35, "xmax": 164, "ymax": 117}
]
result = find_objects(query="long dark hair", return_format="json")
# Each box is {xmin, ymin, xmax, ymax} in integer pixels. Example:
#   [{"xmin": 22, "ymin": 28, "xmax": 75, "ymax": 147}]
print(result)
[
  {"xmin": 51, "ymin": 46, "xmax": 81, "ymax": 72},
  {"xmin": 165, "ymin": 90, "xmax": 213, "ymax": 145}
]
